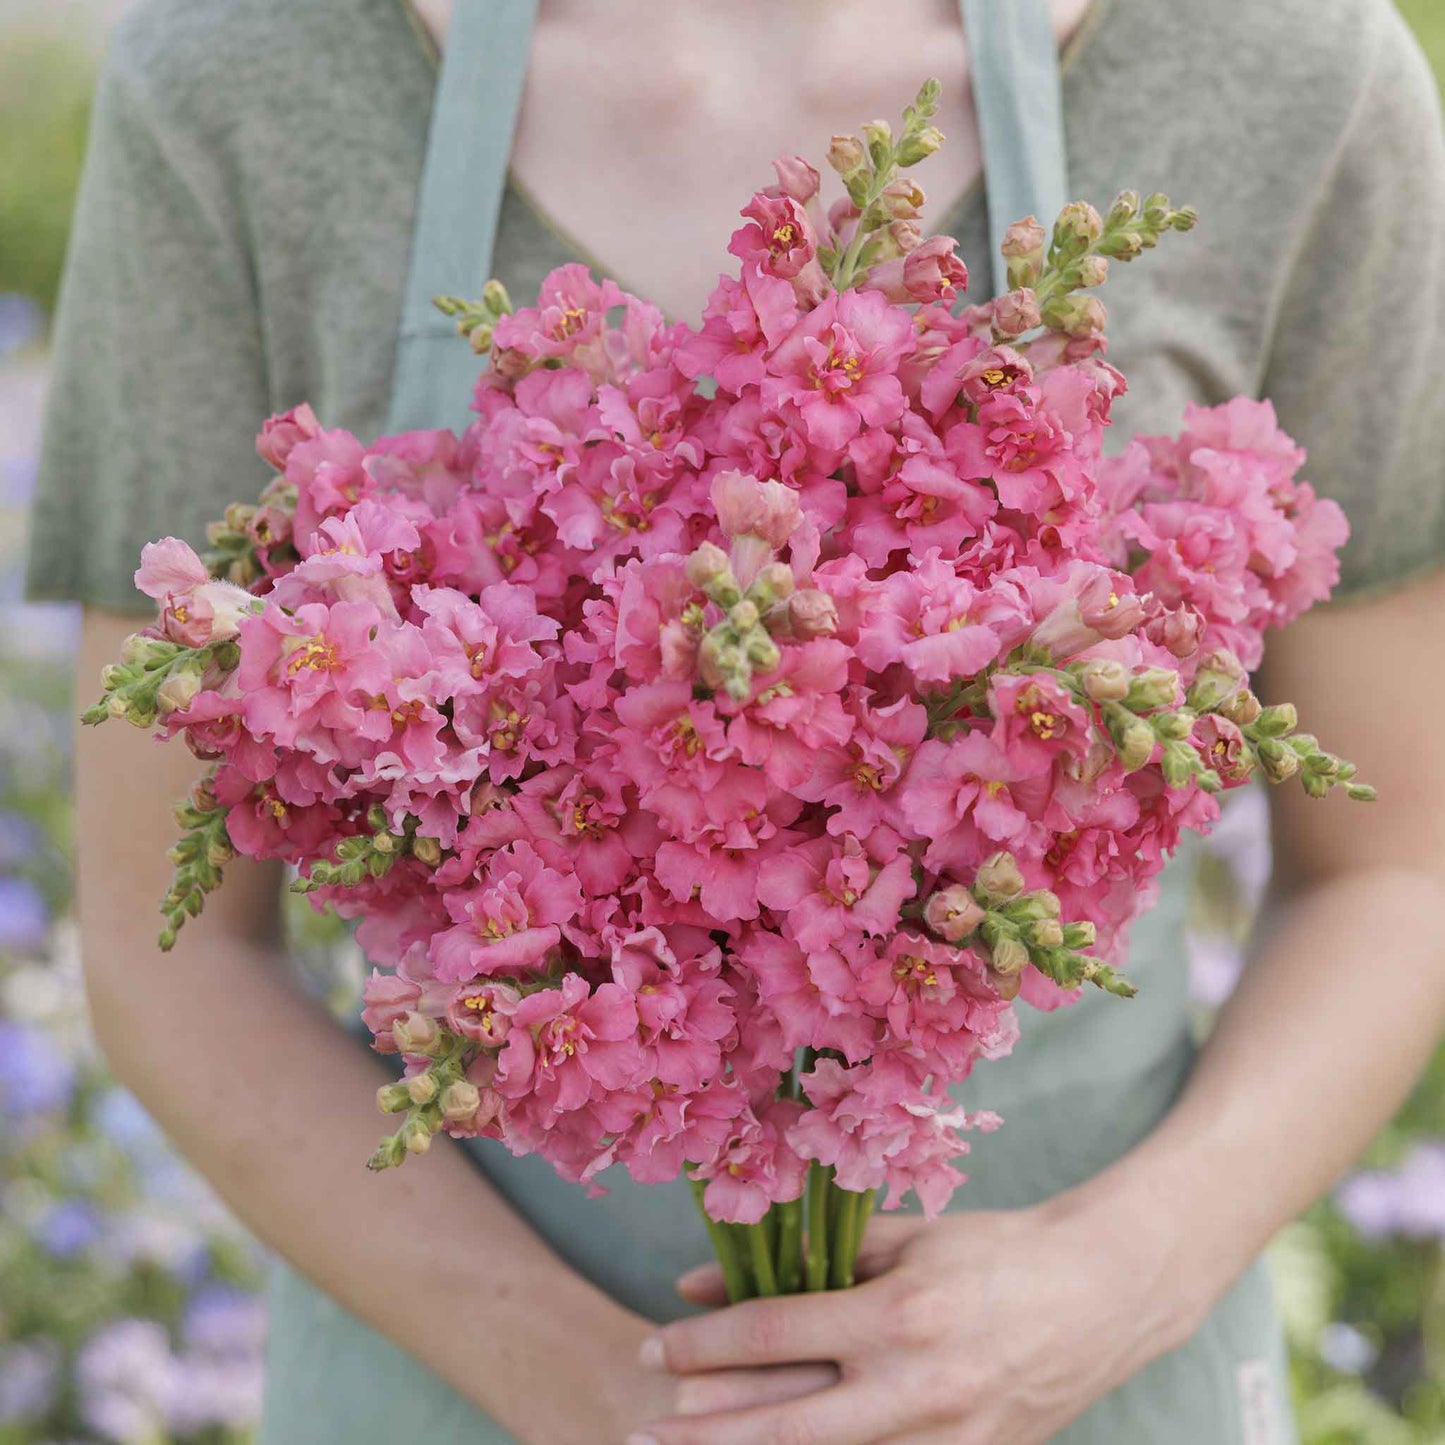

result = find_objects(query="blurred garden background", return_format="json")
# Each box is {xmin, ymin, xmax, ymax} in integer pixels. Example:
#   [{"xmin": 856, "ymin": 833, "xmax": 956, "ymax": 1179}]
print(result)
[{"xmin": 1, "ymin": 3, "xmax": 1443, "ymax": 1440}]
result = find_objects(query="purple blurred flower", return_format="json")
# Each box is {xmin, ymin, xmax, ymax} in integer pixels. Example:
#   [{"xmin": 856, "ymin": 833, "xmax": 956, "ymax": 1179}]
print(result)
[
  {"xmin": 36, "ymin": 1198, "xmax": 103, "ymax": 1258},
  {"xmin": 0, "ymin": 1019, "xmax": 75, "ymax": 1115},
  {"xmin": 0, "ymin": 875, "xmax": 50, "ymax": 953},
  {"xmin": 0, "ymin": 456, "xmax": 36, "ymax": 508},
  {"xmin": 0, "ymin": 812, "xmax": 38, "ymax": 870},
  {"xmin": 1316, "ymin": 1321, "xmax": 1378, "ymax": 1375},
  {"xmin": 182, "ymin": 1283, "xmax": 268, "ymax": 1357},
  {"xmin": 0, "ymin": 1339, "xmax": 59, "ymax": 1422},
  {"xmin": 165, "ymin": 1352, "xmax": 266, "ymax": 1434},
  {"xmin": 0, "ymin": 294, "xmax": 43, "ymax": 355},
  {"xmin": 1335, "ymin": 1143, "xmax": 1445, "ymax": 1242},
  {"xmin": 75, "ymin": 1320, "xmax": 173, "ymax": 1442}
]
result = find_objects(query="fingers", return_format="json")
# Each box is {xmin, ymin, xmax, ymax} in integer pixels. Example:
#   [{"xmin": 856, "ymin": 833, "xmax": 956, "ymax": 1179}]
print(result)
[
  {"xmin": 645, "ymin": 1280, "xmax": 887, "ymax": 1372},
  {"xmin": 630, "ymin": 1381, "xmax": 904, "ymax": 1445},
  {"xmin": 676, "ymin": 1215, "xmax": 931, "ymax": 1304},
  {"xmin": 676, "ymin": 1262, "xmax": 729, "ymax": 1307},
  {"xmin": 673, "ymin": 1362, "xmax": 839, "ymax": 1415}
]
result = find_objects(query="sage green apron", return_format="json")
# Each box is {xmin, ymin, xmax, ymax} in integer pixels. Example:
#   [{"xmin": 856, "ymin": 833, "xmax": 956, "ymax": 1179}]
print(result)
[{"xmin": 261, "ymin": 3, "xmax": 1294, "ymax": 1439}]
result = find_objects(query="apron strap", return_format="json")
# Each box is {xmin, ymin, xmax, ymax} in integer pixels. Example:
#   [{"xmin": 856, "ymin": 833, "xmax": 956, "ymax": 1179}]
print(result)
[
  {"xmin": 386, "ymin": 0, "xmax": 538, "ymax": 433},
  {"xmin": 961, "ymin": 0, "xmax": 1070, "ymax": 296},
  {"xmin": 387, "ymin": 0, "xmax": 1067, "ymax": 431}
]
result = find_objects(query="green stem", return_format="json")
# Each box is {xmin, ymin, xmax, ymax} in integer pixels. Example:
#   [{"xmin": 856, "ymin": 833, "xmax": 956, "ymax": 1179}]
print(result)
[
  {"xmin": 746, "ymin": 1222, "xmax": 779, "ymax": 1296},
  {"xmin": 775, "ymin": 1196, "xmax": 804, "ymax": 1294},
  {"xmin": 830, "ymin": 1185, "xmax": 861, "ymax": 1289},
  {"xmin": 690, "ymin": 1179, "xmax": 752, "ymax": 1304},
  {"xmin": 805, "ymin": 1163, "xmax": 831, "ymax": 1291}
]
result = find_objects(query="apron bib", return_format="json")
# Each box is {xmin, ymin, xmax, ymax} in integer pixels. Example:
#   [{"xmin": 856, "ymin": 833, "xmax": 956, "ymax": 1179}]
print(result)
[{"xmin": 261, "ymin": 4, "xmax": 1295, "ymax": 1439}]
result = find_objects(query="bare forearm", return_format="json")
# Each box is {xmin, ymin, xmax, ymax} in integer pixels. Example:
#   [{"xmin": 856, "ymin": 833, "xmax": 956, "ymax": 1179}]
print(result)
[
  {"xmin": 1087, "ymin": 862, "xmax": 1445, "ymax": 1332},
  {"xmin": 84, "ymin": 923, "xmax": 646, "ymax": 1440}
]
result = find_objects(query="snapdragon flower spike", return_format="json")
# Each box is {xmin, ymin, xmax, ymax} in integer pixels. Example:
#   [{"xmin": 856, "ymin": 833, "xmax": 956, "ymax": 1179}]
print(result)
[{"xmin": 88, "ymin": 85, "xmax": 1374, "ymax": 1270}]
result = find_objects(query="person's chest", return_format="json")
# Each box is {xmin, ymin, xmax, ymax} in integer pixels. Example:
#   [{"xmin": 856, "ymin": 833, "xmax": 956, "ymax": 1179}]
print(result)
[{"xmin": 410, "ymin": 0, "xmax": 1093, "ymax": 319}]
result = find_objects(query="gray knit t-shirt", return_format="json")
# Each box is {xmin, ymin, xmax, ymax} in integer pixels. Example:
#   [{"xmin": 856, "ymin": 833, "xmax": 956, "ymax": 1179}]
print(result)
[{"xmin": 23, "ymin": 0, "xmax": 1445, "ymax": 607}]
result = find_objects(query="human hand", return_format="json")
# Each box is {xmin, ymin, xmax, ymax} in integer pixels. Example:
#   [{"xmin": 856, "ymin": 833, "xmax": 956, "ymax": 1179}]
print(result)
[{"xmin": 627, "ymin": 1188, "xmax": 1206, "ymax": 1444}]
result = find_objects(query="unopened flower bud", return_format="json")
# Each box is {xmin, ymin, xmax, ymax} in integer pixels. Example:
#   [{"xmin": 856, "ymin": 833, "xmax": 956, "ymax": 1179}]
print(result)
[
  {"xmin": 880, "ymin": 179, "xmax": 926, "ymax": 220},
  {"xmin": 480, "ymin": 278, "xmax": 513, "ymax": 316},
  {"xmin": 1254, "ymin": 703, "xmax": 1298, "ymax": 738},
  {"xmin": 407, "ymin": 1072, "xmax": 439, "ymax": 1106},
  {"xmin": 1077, "ymin": 255, "xmax": 1110, "ymax": 288},
  {"xmin": 402, "ymin": 1117, "xmax": 434, "ymax": 1155},
  {"xmin": 745, "ymin": 632, "xmax": 780, "ymax": 671},
  {"xmin": 376, "ymin": 1081, "xmax": 412, "ymax": 1114},
  {"xmin": 1185, "ymin": 650, "xmax": 1246, "ymax": 712},
  {"xmin": 895, "ymin": 124, "xmax": 944, "ymax": 167},
  {"xmin": 1027, "ymin": 918, "xmax": 1065, "ymax": 949},
  {"xmin": 1255, "ymin": 737, "xmax": 1300, "ymax": 782},
  {"xmin": 729, "ymin": 599, "xmax": 760, "ymax": 632},
  {"xmin": 991, "ymin": 288, "xmax": 1041, "ymax": 338},
  {"xmin": 989, "ymin": 934, "xmax": 1031, "ymax": 977},
  {"xmin": 924, "ymin": 886, "xmax": 986, "ymax": 942},
  {"xmin": 1218, "ymin": 689, "xmax": 1262, "ymax": 726},
  {"xmin": 441, "ymin": 1080, "xmax": 482, "ymax": 1127},
  {"xmin": 100, "ymin": 662, "xmax": 127, "ymax": 691},
  {"xmin": 1146, "ymin": 605, "xmax": 1204, "ymax": 661},
  {"xmin": 750, "ymin": 562, "xmax": 795, "ymax": 609},
  {"xmin": 411, "ymin": 835, "xmax": 442, "ymax": 867},
  {"xmin": 1054, "ymin": 200, "xmax": 1104, "ymax": 254},
  {"xmin": 392, "ymin": 1011, "xmax": 441, "ymax": 1057},
  {"xmin": 860, "ymin": 119, "xmax": 894, "ymax": 168},
  {"xmin": 1152, "ymin": 709, "xmax": 1195, "ymax": 742},
  {"xmin": 1080, "ymin": 658, "xmax": 1130, "ymax": 703},
  {"xmin": 975, "ymin": 852, "xmax": 1026, "ymax": 903},
  {"xmin": 189, "ymin": 777, "xmax": 218, "ymax": 812},
  {"xmin": 686, "ymin": 541, "xmax": 732, "ymax": 592},
  {"xmin": 1046, "ymin": 293, "xmax": 1107, "ymax": 338},
  {"xmin": 1000, "ymin": 216, "xmax": 1047, "ymax": 260},
  {"xmin": 1105, "ymin": 705, "xmax": 1156, "ymax": 771},
  {"xmin": 988, "ymin": 965, "xmax": 1023, "ymax": 1001},
  {"xmin": 827, "ymin": 135, "xmax": 869, "ymax": 181},
  {"xmin": 120, "ymin": 633, "xmax": 151, "ymax": 665},
  {"xmin": 773, "ymin": 154, "xmax": 821, "ymax": 204},
  {"xmin": 205, "ymin": 837, "xmax": 234, "ymax": 868},
  {"xmin": 776, "ymin": 589, "xmax": 832, "ymax": 642},
  {"xmin": 1124, "ymin": 668, "xmax": 1180, "ymax": 711}
]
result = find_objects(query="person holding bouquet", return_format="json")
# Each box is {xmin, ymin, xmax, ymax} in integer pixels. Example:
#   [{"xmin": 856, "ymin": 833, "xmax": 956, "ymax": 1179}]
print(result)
[{"xmin": 26, "ymin": 1, "xmax": 1445, "ymax": 1441}]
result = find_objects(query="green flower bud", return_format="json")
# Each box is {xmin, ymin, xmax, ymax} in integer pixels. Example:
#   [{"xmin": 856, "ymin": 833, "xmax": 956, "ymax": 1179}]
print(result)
[
  {"xmin": 745, "ymin": 632, "xmax": 780, "ymax": 672},
  {"xmin": 377, "ymin": 1081, "xmax": 412, "ymax": 1114},
  {"xmin": 1103, "ymin": 703, "xmax": 1155, "ymax": 771},
  {"xmin": 411, "ymin": 836, "xmax": 442, "ymax": 867},
  {"xmin": 1217, "ymin": 688, "xmax": 1262, "ymax": 725},
  {"xmin": 896, "ymin": 124, "xmax": 944, "ymax": 167},
  {"xmin": 989, "ymin": 933, "xmax": 1031, "ymax": 977},
  {"xmin": 1253, "ymin": 703, "xmax": 1298, "ymax": 739},
  {"xmin": 407, "ymin": 1072, "xmax": 439, "ymax": 1106},
  {"xmin": 402, "ymin": 1117, "xmax": 434, "ymax": 1155},
  {"xmin": 860, "ymin": 119, "xmax": 894, "ymax": 170},
  {"xmin": 1124, "ymin": 667, "xmax": 1180, "ymax": 710},
  {"xmin": 1255, "ymin": 737, "xmax": 1300, "ymax": 782},
  {"xmin": 1151, "ymin": 709, "xmax": 1195, "ymax": 742},
  {"xmin": 729, "ymin": 599, "xmax": 760, "ymax": 632},
  {"xmin": 480, "ymin": 278, "xmax": 513, "ymax": 315},
  {"xmin": 1027, "ymin": 918, "xmax": 1065, "ymax": 949}
]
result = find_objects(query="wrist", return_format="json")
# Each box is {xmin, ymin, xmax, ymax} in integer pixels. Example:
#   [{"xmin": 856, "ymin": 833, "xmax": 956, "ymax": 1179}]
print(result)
[{"xmin": 1050, "ymin": 1143, "xmax": 1246, "ymax": 1359}]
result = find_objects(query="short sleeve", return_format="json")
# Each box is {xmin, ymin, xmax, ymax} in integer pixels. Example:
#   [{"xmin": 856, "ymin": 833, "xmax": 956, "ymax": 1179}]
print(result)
[
  {"xmin": 1261, "ymin": 2, "xmax": 1445, "ymax": 598},
  {"xmin": 23, "ymin": 22, "xmax": 271, "ymax": 612}
]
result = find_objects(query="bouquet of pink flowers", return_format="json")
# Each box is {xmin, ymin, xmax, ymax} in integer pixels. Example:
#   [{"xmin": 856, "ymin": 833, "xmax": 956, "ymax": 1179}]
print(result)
[{"xmin": 88, "ymin": 83, "xmax": 1369, "ymax": 1300}]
